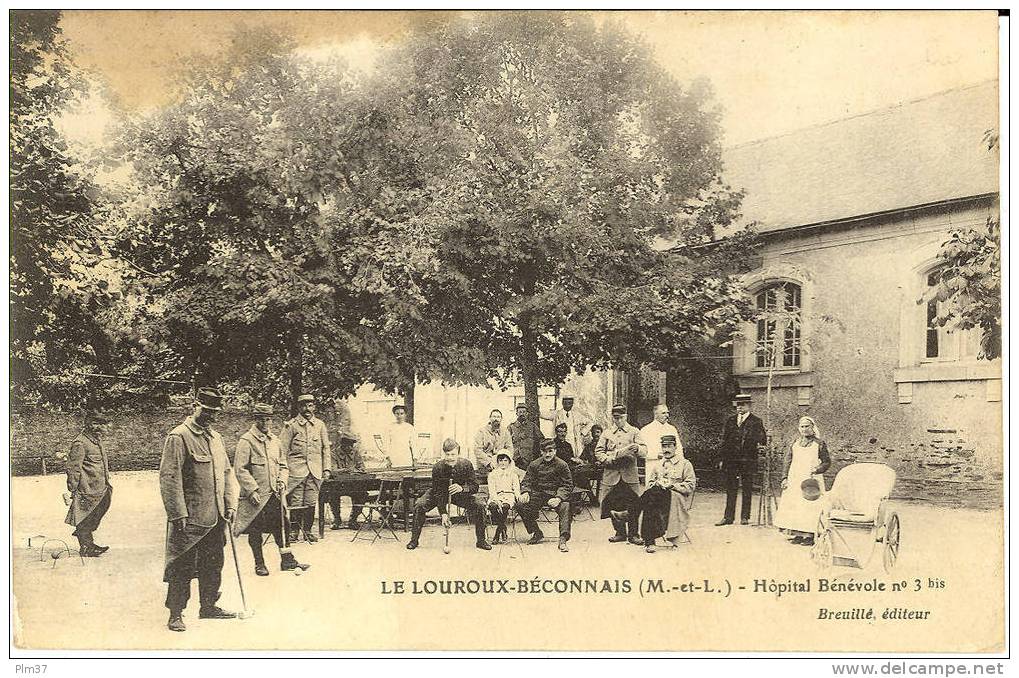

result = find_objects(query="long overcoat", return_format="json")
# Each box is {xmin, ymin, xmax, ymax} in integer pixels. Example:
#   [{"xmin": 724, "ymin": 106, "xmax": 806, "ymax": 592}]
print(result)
[
  {"xmin": 232, "ymin": 425, "xmax": 289, "ymax": 535},
  {"xmin": 159, "ymin": 417, "xmax": 239, "ymax": 582},
  {"xmin": 64, "ymin": 433, "xmax": 112, "ymax": 527}
]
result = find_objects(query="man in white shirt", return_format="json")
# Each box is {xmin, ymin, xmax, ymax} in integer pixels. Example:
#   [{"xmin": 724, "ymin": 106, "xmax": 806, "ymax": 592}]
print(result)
[
  {"xmin": 541, "ymin": 395, "xmax": 590, "ymax": 460},
  {"xmin": 384, "ymin": 405, "xmax": 417, "ymax": 469},
  {"xmin": 639, "ymin": 404, "xmax": 681, "ymax": 480}
]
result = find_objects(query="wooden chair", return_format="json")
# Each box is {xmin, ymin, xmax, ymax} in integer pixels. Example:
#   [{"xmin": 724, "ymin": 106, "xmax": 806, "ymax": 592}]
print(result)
[{"xmin": 352, "ymin": 478, "xmax": 402, "ymax": 543}]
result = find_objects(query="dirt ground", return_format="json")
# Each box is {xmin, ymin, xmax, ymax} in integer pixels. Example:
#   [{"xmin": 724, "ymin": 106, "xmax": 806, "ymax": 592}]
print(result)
[{"xmin": 11, "ymin": 470, "xmax": 1005, "ymax": 652}]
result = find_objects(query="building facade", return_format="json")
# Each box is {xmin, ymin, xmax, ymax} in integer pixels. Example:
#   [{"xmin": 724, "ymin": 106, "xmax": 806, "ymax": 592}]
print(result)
[{"xmin": 669, "ymin": 81, "xmax": 1001, "ymax": 505}]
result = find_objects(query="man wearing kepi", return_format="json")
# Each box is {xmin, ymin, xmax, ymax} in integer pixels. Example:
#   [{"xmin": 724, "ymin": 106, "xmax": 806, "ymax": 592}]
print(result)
[
  {"xmin": 160, "ymin": 387, "xmax": 239, "ymax": 632},
  {"xmin": 407, "ymin": 439, "xmax": 491, "ymax": 551},
  {"xmin": 640, "ymin": 404, "xmax": 680, "ymax": 480},
  {"xmin": 64, "ymin": 409, "xmax": 113, "ymax": 557},
  {"xmin": 281, "ymin": 394, "xmax": 330, "ymax": 543},
  {"xmin": 328, "ymin": 430, "xmax": 369, "ymax": 530},
  {"xmin": 597, "ymin": 403, "xmax": 647, "ymax": 545},
  {"xmin": 541, "ymin": 394, "xmax": 591, "ymax": 465},
  {"xmin": 516, "ymin": 438, "xmax": 573, "ymax": 552},
  {"xmin": 233, "ymin": 403, "xmax": 309, "ymax": 577},
  {"xmin": 508, "ymin": 403, "xmax": 543, "ymax": 473},
  {"xmin": 636, "ymin": 434, "xmax": 696, "ymax": 553},
  {"xmin": 716, "ymin": 393, "xmax": 768, "ymax": 526}
]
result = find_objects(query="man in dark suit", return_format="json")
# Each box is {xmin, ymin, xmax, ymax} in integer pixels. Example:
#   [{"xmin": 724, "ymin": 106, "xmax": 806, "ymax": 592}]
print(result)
[{"xmin": 716, "ymin": 394, "xmax": 768, "ymax": 526}]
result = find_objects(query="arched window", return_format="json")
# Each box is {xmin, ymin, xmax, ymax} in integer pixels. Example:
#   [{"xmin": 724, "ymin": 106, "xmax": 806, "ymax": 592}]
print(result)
[{"xmin": 754, "ymin": 282, "xmax": 802, "ymax": 369}]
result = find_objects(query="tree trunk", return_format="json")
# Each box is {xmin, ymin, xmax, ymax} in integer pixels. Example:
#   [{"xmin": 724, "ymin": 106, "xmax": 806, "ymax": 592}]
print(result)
[
  {"xmin": 287, "ymin": 332, "xmax": 304, "ymax": 416},
  {"xmin": 519, "ymin": 346, "xmax": 541, "ymax": 423},
  {"xmin": 400, "ymin": 372, "xmax": 416, "ymax": 425}
]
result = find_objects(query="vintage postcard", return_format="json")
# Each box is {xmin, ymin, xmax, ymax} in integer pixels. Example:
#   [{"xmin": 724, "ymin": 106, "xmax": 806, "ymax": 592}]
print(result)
[{"xmin": 8, "ymin": 9, "xmax": 1004, "ymax": 654}]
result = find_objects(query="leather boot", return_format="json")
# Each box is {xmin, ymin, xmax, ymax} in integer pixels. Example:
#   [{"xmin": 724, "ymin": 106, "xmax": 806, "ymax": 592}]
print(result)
[{"xmin": 280, "ymin": 550, "xmax": 310, "ymax": 571}]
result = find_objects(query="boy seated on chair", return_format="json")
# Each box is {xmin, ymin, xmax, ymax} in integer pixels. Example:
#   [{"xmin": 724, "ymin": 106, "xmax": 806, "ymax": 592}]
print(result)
[
  {"xmin": 407, "ymin": 438, "xmax": 492, "ymax": 551},
  {"xmin": 635, "ymin": 434, "xmax": 696, "ymax": 553},
  {"xmin": 487, "ymin": 452, "xmax": 521, "ymax": 544},
  {"xmin": 515, "ymin": 439, "xmax": 574, "ymax": 553}
]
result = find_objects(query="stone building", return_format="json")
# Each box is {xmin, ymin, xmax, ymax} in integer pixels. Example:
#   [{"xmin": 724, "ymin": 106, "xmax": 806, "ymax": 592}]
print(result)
[{"xmin": 667, "ymin": 81, "xmax": 1001, "ymax": 505}]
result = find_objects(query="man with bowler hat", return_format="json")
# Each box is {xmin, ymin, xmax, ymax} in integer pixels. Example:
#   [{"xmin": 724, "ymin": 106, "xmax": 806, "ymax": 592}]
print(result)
[
  {"xmin": 281, "ymin": 393, "xmax": 330, "ymax": 543},
  {"xmin": 64, "ymin": 408, "xmax": 113, "ymax": 557},
  {"xmin": 159, "ymin": 387, "xmax": 239, "ymax": 632},
  {"xmin": 716, "ymin": 393, "xmax": 767, "ymax": 526},
  {"xmin": 233, "ymin": 403, "xmax": 309, "ymax": 576}
]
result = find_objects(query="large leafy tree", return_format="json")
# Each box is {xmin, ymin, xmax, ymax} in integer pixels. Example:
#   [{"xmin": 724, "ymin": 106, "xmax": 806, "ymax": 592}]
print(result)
[
  {"xmin": 115, "ymin": 29, "xmax": 495, "ymax": 414},
  {"xmin": 370, "ymin": 12, "xmax": 754, "ymax": 415},
  {"xmin": 10, "ymin": 10, "xmax": 125, "ymax": 409}
]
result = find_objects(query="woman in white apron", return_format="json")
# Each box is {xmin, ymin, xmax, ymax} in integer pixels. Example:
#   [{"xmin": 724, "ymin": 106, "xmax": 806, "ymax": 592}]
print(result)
[{"xmin": 775, "ymin": 416, "xmax": 831, "ymax": 545}]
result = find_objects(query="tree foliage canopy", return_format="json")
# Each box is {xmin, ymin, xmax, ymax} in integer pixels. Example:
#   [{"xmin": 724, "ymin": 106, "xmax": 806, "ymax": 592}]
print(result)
[
  {"xmin": 10, "ymin": 10, "xmax": 127, "ymax": 408},
  {"xmin": 13, "ymin": 12, "xmax": 756, "ymax": 413}
]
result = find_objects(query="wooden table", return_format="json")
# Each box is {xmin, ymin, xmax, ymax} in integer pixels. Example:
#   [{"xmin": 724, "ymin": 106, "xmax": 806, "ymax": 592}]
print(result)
[{"xmin": 318, "ymin": 469, "xmax": 432, "ymax": 537}]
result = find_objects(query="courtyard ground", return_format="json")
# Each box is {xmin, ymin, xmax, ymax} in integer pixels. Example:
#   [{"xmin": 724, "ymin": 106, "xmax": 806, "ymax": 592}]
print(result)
[{"xmin": 11, "ymin": 470, "xmax": 1004, "ymax": 652}]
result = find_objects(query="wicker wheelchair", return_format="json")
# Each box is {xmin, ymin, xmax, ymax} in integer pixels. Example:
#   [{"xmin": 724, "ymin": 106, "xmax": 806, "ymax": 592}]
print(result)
[{"xmin": 811, "ymin": 463, "xmax": 900, "ymax": 573}]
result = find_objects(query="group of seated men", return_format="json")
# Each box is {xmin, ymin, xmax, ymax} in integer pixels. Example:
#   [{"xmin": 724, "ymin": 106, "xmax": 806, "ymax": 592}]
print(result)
[{"xmin": 403, "ymin": 403, "xmax": 697, "ymax": 554}]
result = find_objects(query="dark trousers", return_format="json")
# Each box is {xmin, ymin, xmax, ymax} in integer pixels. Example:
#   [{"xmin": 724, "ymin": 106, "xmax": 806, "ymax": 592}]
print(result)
[
  {"xmin": 488, "ymin": 501, "xmax": 511, "ymax": 532},
  {"xmin": 72, "ymin": 488, "xmax": 111, "ymax": 547},
  {"xmin": 246, "ymin": 495, "xmax": 285, "ymax": 564},
  {"xmin": 411, "ymin": 490, "xmax": 486, "ymax": 544},
  {"xmin": 611, "ymin": 511, "xmax": 639, "ymax": 538},
  {"xmin": 515, "ymin": 494, "xmax": 572, "ymax": 541},
  {"xmin": 328, "ymin": 491, "xmax": 368, "ymax": 525},
  {"xmin": 165, "ymin": 521, "xmax": 226, "ymax": 613},
  {"xmin": 723, "ymin": 463, "xmax": 756, "ymax": 522}
]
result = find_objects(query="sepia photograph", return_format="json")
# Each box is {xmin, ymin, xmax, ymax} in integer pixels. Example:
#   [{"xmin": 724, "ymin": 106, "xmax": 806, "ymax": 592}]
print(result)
[{"xmin": 8, "ymin": 8, "xmax": 1005, "ymax": 657}]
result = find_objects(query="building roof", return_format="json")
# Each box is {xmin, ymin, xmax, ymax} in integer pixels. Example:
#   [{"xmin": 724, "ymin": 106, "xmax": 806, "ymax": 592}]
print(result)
[{"xmin": 720, "ymin": 81, "xmax": 999, "ymax": 235}]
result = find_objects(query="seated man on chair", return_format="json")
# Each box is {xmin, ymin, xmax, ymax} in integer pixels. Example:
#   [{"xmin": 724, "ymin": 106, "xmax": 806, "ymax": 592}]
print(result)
[
  {"xmin": 328, "ymin": 430, "xmax": 369, "ymax": 531},
  {"xmin": 516, "ymin": 439, "xmax": 573, "ymax": 552},
  {"xmin": 553, "ymin": 422, "xmax": 597, "ymax": 511},
  {"xmin": 407, "ymin": 438, "xmax": 492, "ymax": 551},
  {"xmin": 635, "ymin": 434, "xmax": 696, "ymax": 553}
]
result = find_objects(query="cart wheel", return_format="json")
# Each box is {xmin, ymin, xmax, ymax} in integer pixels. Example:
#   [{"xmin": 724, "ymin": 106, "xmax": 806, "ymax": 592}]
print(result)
[{"xmin": 883, "ymin": 513, "xmax": 900, "ymax": 572}]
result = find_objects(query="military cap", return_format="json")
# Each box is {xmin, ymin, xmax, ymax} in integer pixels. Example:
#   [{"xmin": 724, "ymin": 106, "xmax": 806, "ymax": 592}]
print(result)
[
  {"xmin": 338, "ymin": 430, "xmax": 360, "ymax": 443},
  {"xmin": 85, "ymin": 409, "xmax": 111, "ymax": 424},
  {"xmin": 611, "ymin": 403, "xmax": 627, "ymax": 415},
  {"xmin": 660, "ymin": 434, "xmax": 677, "ymax": 445},
  {"xmin": 196, "ymin": 387, "xmax": 224, "ymax": 411},
  {"xmin": 540, "ymin": 438, "xmax": 556, "ymax": 451},
  {"xmin": 296, "ymin": 394, "xmax": 316, "ymax": 404},
  {"xmin": 251, "ymin": 403, "xmax": 275, "ymax": 416},
  {"xmin": 733, "ymin": 393, "xmax": 753, "ymax": 403}
]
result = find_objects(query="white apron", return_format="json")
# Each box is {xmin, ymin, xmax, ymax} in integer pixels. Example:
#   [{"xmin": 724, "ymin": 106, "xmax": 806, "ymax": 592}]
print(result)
[{"xmin": 774, "ymin": 438, "xmax": 825, "ymax": 534}]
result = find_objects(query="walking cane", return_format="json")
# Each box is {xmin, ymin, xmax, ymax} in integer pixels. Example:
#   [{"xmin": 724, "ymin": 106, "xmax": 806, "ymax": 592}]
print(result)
[
  {"xmin": 442, "ymin": 478, "xmax": 451, "ymax": 555},
  {"xmin": 226, "ymin": 518, "xmax": 254, "ymax": 619}
]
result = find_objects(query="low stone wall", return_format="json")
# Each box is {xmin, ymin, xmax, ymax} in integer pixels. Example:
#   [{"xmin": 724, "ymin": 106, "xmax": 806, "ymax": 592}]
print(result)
[
  {"xmin": 12, "ymin": 409, "xmax": 1001, "ymax": 511},
  {"xmin": 10, "ymin": 407, "xmax": 349, "ymax": 476}
]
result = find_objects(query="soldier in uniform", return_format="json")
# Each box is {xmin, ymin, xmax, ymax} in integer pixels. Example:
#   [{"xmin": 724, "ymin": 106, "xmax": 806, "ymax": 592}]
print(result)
[
  {"xmin": 233, "ymin": 403, "xmax": 309, "ymax": 576},
  {"xmin": 596, "ymin": 403, "xmax": 647, "ymax": 545},
  {"xmin": 327, "ymin": 430, "xmax": 369, "ymax": 530},
  {"xmin": 281, "ymin": 393, "xmax": 330, "ymax": 543},
  {"xmin": 64, "ymin": 409, "xmax": 113, "ymax": 557},
  {"xmin": 159, "ymin": 387, "xmax": 239, "ymax": 632}
]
